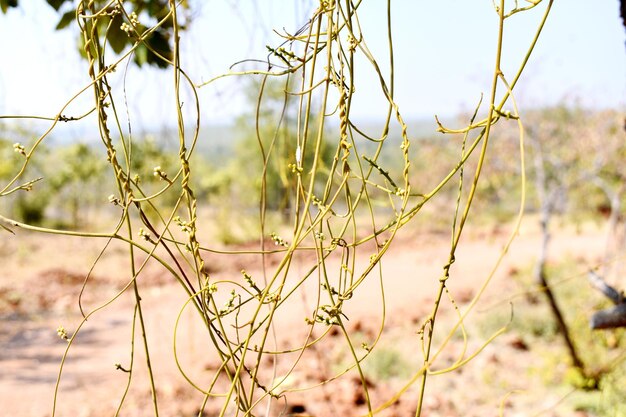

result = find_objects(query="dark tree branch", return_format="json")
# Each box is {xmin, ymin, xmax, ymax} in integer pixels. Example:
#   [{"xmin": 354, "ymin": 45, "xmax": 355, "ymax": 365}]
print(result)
[
  {"xmin": 588, "ymin": 270, "xmax": 626, "ymax": 329},
  {"xmin": 589, "ymin": 270, "xmax": 624, "ymax": 304},
  {"xmin": 591, "ymin": 305, "xmax": 626, "ymax": 330}
]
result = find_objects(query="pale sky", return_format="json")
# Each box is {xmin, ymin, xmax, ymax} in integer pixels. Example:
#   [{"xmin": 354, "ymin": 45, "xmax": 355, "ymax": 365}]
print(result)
[{"xmin": 0, "ymin": 0, "xmax": 624, "ymax": 134}]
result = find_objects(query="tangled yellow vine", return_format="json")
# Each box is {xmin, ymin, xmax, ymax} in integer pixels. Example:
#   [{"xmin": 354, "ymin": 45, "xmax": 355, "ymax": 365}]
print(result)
[{"xmin": 0, "ymin": 1, "xmax": 554, "ymax": 416}]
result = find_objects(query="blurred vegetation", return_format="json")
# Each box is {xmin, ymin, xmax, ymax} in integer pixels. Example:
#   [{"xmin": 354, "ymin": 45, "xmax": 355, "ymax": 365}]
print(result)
[
  {"xmin": 2, "ymin": 105, "xmax": 624, "ymax": 236},
  {"xmin": 4, "ymin": 2, "xmax": 624, "ymax": 416},
  {"xmin": 476, "ymin": 256, "xmax": 626, "ymax": 414},
  {"xmin": 362, "ymin": 344, "xmax": 414, "ymax": 381},
  {"xmin": 1, "ymin": 0, "xmax": 192, "ymax": 68}
]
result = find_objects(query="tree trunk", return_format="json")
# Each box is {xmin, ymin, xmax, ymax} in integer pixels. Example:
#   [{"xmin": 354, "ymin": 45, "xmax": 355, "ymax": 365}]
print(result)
[
  {"xmin": 531, "ymin": 136, "xmax": 587, "ymax": 374},
  {"xmin": 535, "ymin": 208, "xmax": 586, "ymax": 372}
]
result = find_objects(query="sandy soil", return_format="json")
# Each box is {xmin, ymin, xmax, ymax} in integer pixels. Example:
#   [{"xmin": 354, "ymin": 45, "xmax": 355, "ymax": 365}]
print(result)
[{"xmin": 0, "ymin": 216, "xmax": 619, "ymax": 417}]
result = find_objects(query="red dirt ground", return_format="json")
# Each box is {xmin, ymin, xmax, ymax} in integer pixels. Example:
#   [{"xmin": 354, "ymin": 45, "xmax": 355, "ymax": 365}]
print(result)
[{"xmin": 0, "ymin": 216, "xmax": 620, "ymax": 417}]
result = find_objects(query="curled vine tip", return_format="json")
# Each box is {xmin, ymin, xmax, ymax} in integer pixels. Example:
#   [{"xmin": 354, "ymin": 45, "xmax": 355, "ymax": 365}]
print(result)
[{"xmin": 115, "ymin": 363, "xmax": 131, "ymax": 373}]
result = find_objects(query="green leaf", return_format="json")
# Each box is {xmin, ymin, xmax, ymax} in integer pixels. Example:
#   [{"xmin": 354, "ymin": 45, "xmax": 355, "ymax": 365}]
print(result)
[
  {"xmin": 46, "ymin": 0, "xmax": 68, "ymax": 11},
  {"xmin": 134, "ymin": 43, "xmax": 148, "ymax": 66},
  {"xmin": 143, "ymin": 29, "xmax": 171, "ymax": 68},
  {"xmin": 0, "ymin": 0, "xmax": 18, "ymax": 14},
  {"xmin": 146, "ymin": 0, "xmax": 170, "ymax": 20},
  {"xmin": 55, "ymin": 9, "xmax": 75, "ymax": 30},
  {"xmin": 106, "ymin": 14, "xmax": 128, "ymax": 54},
  {"xmin": 76, "ymin": 33, "xmax": 87, "ymax": 60}
]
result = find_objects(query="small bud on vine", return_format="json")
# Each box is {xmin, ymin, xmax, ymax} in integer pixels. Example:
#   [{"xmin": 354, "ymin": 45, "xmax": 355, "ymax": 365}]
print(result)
[
  {"xmin": 56, "ymin": 325, "xmax": 68, "ymax": 341},
  {"xmin": 270, "ymin": 232, "xmax": 288, "ymax": 247},
  {"xmin": 13, "ymin": 143, "xmax": 26, "ymax": 156},
  {"xmin": 108, "ymin": 194, "xmax": 121, "ymax": 205}
]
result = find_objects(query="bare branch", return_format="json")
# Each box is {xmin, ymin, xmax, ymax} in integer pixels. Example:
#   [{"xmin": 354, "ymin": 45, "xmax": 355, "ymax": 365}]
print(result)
[
  {"xmin": 588, "ymin": 270, "xmax": 626, "ymax": 329},
  {"xmin": 588, "ymin": 270, "xmax": 624, "ymax": 304},
  {"xmin": 591, "ymin": 304, "xmax": 626, "ymax": 330}
]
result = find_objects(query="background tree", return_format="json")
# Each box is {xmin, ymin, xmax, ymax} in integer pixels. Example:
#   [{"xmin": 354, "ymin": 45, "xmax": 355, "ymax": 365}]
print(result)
[
  {"xmin": 526, "ymin": 107, "xmax": 589, "ymax": 378},
  {"xmin": 0, "ymin": 0, "xmax": 190, "ymax": 67},
  {"xmin": 47, "ymin": 142, "xmax": 107, "ymax": 228},
  {"xmin": 228, "ymin": 76, "xmax": 336, "ymax": 219},
  {"xmin": 0, "ymin": 126, "xmax": 52, "ymax": 225},
  {"xmin": 522, "ymin": 106, "xmax": 625, "ymax": 383}
]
